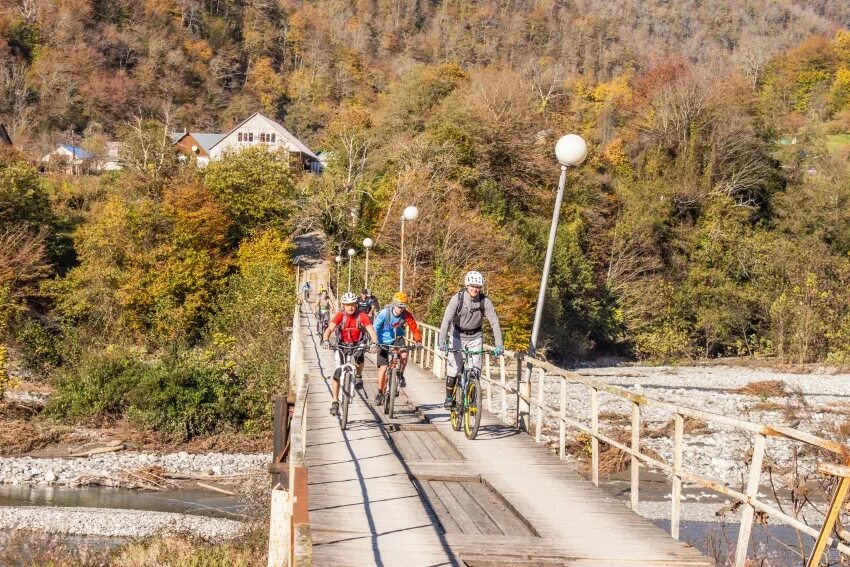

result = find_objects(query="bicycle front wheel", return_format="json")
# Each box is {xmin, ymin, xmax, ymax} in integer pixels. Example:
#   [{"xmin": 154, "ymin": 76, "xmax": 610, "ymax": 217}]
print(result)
[
  {"xmin": 450, "ymin": 383, "xmax": 462, "ymax": 431},
  {"xmin": 386, "ymin": 368, "xmax": 397, "ymax": 418},
  {"xmin": 464, "ymin": 377, "xmax": 482, "ymax": 440},
  {"xmin": 340, "ymin": 372, "xmax": 351, "ymax": 430}
]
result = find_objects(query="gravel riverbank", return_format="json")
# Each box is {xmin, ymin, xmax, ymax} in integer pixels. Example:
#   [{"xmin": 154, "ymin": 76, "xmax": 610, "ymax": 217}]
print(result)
[
  {"xmin": 507, "ymin": 365, "xmax": 850, "ymax": 485},
  {"xmin": 0, "ymin": 506, "xmax": 244, "ymax": 540},
  {"xmin": 0, "ymin": 452, "xmax": 269, "ymax": 487}
]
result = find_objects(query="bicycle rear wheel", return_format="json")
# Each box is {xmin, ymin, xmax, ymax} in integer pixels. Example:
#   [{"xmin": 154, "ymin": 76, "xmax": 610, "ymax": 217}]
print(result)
[
  {"xmin": 450, "ymin": 382, "xmax": 462, "ymax": 431},
  {"xmin": 340, "ymin": 371, "xmax": 351, "ymax": 430},
  {"xmin": 387, "ymin": 368, "xmax": 397, "ymax": 419},
  {"xmin": 464, "ymin": 376, "xmax": 482, "ymax": 440}
]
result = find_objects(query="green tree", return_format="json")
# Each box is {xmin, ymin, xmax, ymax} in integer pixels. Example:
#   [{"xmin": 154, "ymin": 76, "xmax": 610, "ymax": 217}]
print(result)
[{"xmin": 204, "ymin": 147, "xmax": 298, "ymax": 243}]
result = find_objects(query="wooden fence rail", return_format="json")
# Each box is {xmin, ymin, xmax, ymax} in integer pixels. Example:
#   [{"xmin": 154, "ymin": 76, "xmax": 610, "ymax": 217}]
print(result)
[{"xmin": 409, "ymin": 321, "xmax": 850, "ymax": 567}]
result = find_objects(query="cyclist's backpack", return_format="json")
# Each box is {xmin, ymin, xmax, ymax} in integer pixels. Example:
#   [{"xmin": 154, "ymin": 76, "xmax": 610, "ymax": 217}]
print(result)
[
  {"xmin": 454, "ymin": 290, "xmax": 486, "ymax": 319},
  {"xmin": 336, "ymin": 312, "xmax": 366, "ymax": 343},
  {"xmin": 380, "ymin": 305, "xmax": 407, "ymax": 335}
]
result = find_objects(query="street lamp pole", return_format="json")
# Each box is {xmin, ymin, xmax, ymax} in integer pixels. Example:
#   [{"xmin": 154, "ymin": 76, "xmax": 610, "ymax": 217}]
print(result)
[
  {"xmin": 399, "ymin": 206, "xmax": 418, "ymax": 291},
  {"xmin": 363, "ymin": 238, "xmax": 374, "ymax": 290},
  {"xmin": 347, "ymin": 248, "xmax": 356, "ymax": 292},
  {"xmin": 529, "ymin": 134, "xmax": 587, "ymax": 357},
  {"xmin": 335, "ymin": 255, "xmax": 342, "ymax": 297}
]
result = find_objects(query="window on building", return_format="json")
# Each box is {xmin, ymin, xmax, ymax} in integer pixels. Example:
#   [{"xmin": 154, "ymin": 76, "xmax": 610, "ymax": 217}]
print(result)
[
  {"xmin": 248, "ymin": 132, "xmax": 254, "ymax": 142},
  {"xmin": 271, "ymin": 133, "xmax": 276, "ymax": 143},
  {"xmin": 259, "ymin": 133, "xmax": 265, "ymax": 143},
  {"xmin": 238, "ymin": 133, "xmax": 243, "ymax": 142}
]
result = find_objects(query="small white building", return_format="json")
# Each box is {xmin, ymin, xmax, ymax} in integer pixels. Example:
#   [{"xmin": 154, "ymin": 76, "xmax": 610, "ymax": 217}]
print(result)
[
  {"xmin": 100, "ymin": 141, "xmax": 123, "ymax": 171},
  {"xmin": 41, "ymin": 145, "xmax": 94, "ymax": 175},
  {"xmin": 206, "ymin": 112, "xmax": 321, "ymax": 172},
  {"xmin": 172, "ymin": 132, "xmax": 226, "ymax": 167}
]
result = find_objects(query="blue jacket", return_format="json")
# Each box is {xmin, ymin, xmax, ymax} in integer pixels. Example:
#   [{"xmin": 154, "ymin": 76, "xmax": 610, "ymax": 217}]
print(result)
[{"xmin": 373, "ymin": 306, "xmax": 421, "ymax": 345}]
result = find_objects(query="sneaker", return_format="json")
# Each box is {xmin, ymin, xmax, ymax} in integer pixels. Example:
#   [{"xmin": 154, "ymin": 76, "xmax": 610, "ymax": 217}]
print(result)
[
  {"xmin": 329, "ymin": 401, "xmax": 339, "ymax": 416},
  {"xmin": 398, "ymin": 374, "xmax": 406, "ymax": 388},
  {"xmin": 374, "ymin": 392, "xmax": 384, "ymax": 406},
  {"xmin": 443, "ymin": 396, "xmax": 454, "ymax": 409},
  {"xmin": 354, "ymin": 375, "xmax": 363, "ymax": 390}
]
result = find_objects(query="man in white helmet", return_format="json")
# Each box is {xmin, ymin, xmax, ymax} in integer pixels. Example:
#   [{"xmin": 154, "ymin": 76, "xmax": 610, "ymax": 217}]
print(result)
[
  {"xmin": 322, "ymin": 291, "xmax": 378, "ymax": 416},
  {"xmin": 438, "ymin": 271, "xmax": 504, "ymax": 409}
]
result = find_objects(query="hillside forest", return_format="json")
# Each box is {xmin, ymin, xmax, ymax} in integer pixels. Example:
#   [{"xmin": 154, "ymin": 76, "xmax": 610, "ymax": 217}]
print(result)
[{"xmin": 1, "ymin": 0, "xmax": 850, "ymax": 435}]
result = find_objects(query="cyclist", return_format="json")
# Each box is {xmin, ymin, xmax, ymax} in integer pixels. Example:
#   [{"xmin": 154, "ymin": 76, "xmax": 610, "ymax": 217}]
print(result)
[
  {"xmin": 437, "ymin": 271, "xmax": 504, "ymax": 409},
  {"xmin": 321, "ymin": 291, "xmax": 378, "ymax": 416},
  {"xmin": 316, "ymin": 292, "xmax": 332, "ymax": 332},
  {"xmin": 368, "ymin": 290, "xmax": 380, "ymax": 317},
  {"xmin": 318, "ymin": 282, "xmax": 326, "ymax": 296},
  {"xmin": 357, "ymin": 289, "xmax": 375, "ymax": 320},
  {"xmin": 301, "ymin": 281, "xmax": 312, "ymax": 302},
  {"xmin": 373, "ymin": 291, "xmax": 422, "ymax": 406}
]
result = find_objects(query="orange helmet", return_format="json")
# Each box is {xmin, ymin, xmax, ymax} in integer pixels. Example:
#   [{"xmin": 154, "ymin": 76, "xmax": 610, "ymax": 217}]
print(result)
[{"xmin": 392, "ymin": 291, "xmax": 409, "ymax": 308}]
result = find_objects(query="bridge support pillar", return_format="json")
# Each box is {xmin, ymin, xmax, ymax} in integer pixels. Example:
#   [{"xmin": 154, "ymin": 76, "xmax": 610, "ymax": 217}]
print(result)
[{"xmin": 267, "ymin": 487, "xmax": 291, "ymax": 567}]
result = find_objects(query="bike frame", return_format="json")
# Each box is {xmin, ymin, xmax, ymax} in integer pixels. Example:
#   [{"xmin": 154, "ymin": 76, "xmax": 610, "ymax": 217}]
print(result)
[
  {"xmin": 447, "ymin": 348, "xmax": 486, "ymax": 403},
  {"xmin": 336, "ymin": 343, "xmax": 366, "ymax": 429},
  {"xmin": 378, "ymin": 343, "xmax": 417, "ymax": 394}
]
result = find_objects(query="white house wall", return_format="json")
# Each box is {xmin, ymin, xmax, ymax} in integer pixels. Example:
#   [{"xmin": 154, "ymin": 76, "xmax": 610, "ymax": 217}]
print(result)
[{"xmin": 208, "ymin": 114, "xmax": 300, "ymax": 160}]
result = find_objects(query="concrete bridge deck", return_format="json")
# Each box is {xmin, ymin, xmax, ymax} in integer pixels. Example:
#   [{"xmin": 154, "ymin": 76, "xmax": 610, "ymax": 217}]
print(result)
[{"xmin": 297, "ymin": 306, "xmax": 713, "ymax": 567}]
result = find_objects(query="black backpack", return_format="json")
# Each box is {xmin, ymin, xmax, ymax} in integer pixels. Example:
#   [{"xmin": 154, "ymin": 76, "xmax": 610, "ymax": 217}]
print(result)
[{"xmin": 454, "ymin": 289, "xmax": 486, "ymax": 319}]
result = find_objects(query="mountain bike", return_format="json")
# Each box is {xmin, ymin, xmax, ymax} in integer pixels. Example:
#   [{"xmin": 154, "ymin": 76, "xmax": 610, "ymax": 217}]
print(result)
[
  {"xmin": 335, "ymin": 343, "xmax": 367, "ymax": 430},
  {"xmin": 316, "ymin": 309, "xmax": 330, "ymax": 335},
  {"xmin": 378, "ymin": 343, "xmax": 419, "ymax": 418},
  {"xmin": 446, "ymin": 348, "xmax": 492, "ymax": 440}
]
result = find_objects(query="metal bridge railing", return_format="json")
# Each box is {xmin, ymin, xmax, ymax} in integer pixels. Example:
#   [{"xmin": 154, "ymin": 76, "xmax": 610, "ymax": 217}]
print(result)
[{"xmin": 409, "ymin": 321, "xmax": 850, "ymax": 567}]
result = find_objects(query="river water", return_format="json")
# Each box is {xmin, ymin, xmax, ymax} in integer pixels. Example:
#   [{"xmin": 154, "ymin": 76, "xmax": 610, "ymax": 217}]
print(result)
[{"xmin": 0, "ymin": 484, "xmax": 247, "ymax": 519}]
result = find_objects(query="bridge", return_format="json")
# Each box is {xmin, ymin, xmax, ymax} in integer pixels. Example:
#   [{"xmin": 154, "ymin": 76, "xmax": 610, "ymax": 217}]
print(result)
[{"xmin": 267, "ymin": 252, "xmax": 850, "ymax": 567}]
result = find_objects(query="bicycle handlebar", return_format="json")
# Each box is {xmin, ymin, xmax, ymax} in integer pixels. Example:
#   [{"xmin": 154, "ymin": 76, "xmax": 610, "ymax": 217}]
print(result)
[
  {"xmin": 334, "ymin": 342, "xmax": 369, "ymax": 352},
  {"xmin": 444, "ymin": 348, "xmax": 500, "ymax": 355},
  {"xmin": 377, "ymin": 343, "xmax": 420, "ymax": 350}
]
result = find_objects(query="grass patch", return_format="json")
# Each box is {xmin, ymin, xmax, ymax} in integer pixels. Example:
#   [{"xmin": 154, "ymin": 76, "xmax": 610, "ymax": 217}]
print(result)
[
  {"xmin": 734, "ymin": 380, "xmax": 787, "ymax": 399},
  {"xmin": 825, "ymin": 133, "xmax": 850, "ymax": 153}
]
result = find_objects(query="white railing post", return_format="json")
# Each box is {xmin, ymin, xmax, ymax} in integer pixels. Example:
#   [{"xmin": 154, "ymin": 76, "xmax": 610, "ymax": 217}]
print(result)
[
  {"xmin": 631, "ymin": 401, "xmax": 640, "ymax": 510},
  {"xmin": 535, "ymin": 368, "xmax": 544, "ymax": 443},
  {"xmin": 671, "ymin": 413, "xmax": 683, "ymax": 540},
  {"xmin": 559, "ymin": 376, "xmax": 566, "ymax": 460},
  {"xmin": 485, "ymin": 353, "xmax": 493, "ymax": 413},
  {"xmin": 734, "ymin": 433, "xmax": 766, "ymax": 567},
  {"xmin": 499, "ymin": 355, "xmax": 507, "ymax": 423},
  {"xmin": 591, "ymin": 387, "xmax": 599, "ymax": 486}
]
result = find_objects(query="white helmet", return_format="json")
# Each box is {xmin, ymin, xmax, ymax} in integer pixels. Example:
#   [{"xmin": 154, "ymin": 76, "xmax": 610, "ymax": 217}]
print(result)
[
  {"xmin": 464, "ymin": 271, "xmax": 484, "ymax": 287},
  {"xmin": 341, "ymin": 292, "xmax": 358, "ymax": 305}
]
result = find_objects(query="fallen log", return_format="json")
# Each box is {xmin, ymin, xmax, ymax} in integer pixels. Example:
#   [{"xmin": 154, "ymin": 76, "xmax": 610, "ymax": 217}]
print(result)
[
  {"xmin": 68, "ymin": 440, "xmax": 125, "ymax": 457},
  {"xmin": 196, "ymin": 481, "xmax": 237, "ymax": 496}
]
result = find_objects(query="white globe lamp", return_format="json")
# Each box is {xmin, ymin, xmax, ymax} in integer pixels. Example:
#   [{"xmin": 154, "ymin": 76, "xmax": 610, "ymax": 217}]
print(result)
[
  {"xmin": 363, "ymin": 238, "xmax": 373, "ymax": 248},
  {"xmin": 402, "ymin": 205, "xmax": 419, "ymax": 221},
  {"xmin": 555, "ymin": 134, "xmax": 587, "ymax": 167},
  {"xmin": 347, "ymin": 248, "xmax": 355, "ymax": 257}
]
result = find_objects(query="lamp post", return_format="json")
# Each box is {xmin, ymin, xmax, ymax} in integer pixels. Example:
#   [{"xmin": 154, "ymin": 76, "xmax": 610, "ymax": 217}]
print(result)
[
  {"xmin": 363, "ymin": 237, "xmax": 374, "ymax": 290},
  {"xmin": 399, "ymin": 205, "xmax": 418, "ymax": 291},
  {"xmin": 347, "ymin": 248, "xmax": 356, "ymax": 292},
  {"xmin": 529, "ymin": 134, "xmax": 588, "ymax": 357},
  {"xmin": 335, "ymin": 254, "xmax": 342, "ymax": 297}
]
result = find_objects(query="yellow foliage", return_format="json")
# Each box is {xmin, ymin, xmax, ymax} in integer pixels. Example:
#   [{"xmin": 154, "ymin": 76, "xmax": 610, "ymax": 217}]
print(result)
[
  {"xmin": 245, "ymin": 57, "xmax": 285, "ymax": 115},
  {"xmin": 185, "ymin": 39, "xmax": 213, "ymax": 62},
  {"xmin": 603, "ymin": 138, "xmax": 631, "ymax": 171},
  {"xmin": 834, "ymin": 29, "xmax": 850, "ymax": 65},
  {"xmin": 0, "ymin": 345, "xmax": 16, "ymax": 401}
]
